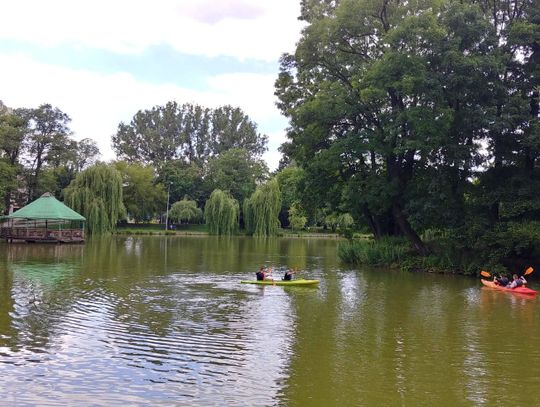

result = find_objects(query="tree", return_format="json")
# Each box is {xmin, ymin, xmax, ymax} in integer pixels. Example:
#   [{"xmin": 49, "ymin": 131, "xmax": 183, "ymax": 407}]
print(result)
[
  {"xmin": 112, "ymin": 102, "xmax": 267, "ymax": 171},
  {"xmin": 276, "ymin": 165, "xmax": 305, "ymax": 227},
  {"xmin": 75, "ymin": 138, "xmax": 100, "ymax": 172},
  {"xmin": 169, "ymin": 198, "xmax": 203, "ymax": 224},
  {"xmin": 275, "ymin": 0, "xmax": 511, "ymax": 255},
  {"xmin": 114, "ymin": 161, "xmax": 165, "ymax": 222},
  {"xmin": 288, "ymin": 202, "xmax": 308, "ymax": 231},
  {"xmin": 0, "ymin": 160, "xmax": 16, "ymax": 214},
  {"xmin": 205, "ymin": 148, "xmax": 268, "ymax": 205},
  {"xmin": 22, "ymin": 104, "xmax": 72, "ymax": 200},
  {"xmin": 204, "ymin": 189, "xmax": 239, "ymax": 235},
  {"xmin": 0, "ymin": 108, "xmax": 27, "ymax": 210},
  {"xmin": 64, "ymin": 164, "xmax": 125, "ymax": 234},
  {"xmin": 160, "ymin": 160, "xmax": 205, "ymax": 206},
  {"xmin": 243, "ymin": 178, "xmax": 282, "ymax": 236},
  {"xmin": 324, "ymin": 212, "xmax": 354, "ymax": 233},
  {"xmin": 0, "ymin": 109, "xmax": 27, "ymax": 167}
]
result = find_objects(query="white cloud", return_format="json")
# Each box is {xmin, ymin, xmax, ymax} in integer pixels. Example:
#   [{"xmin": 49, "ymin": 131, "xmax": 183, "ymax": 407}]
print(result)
[
  {"xmin": 0, "ymin": 1, "xmax": 302, "ymax": 171},
  {"xmin": 0, "ymin": 54, "xmax": 286, "ymax": 170},
  {"xmin": 0, "ymin": 0, "xmax": 304, "ymax": 61}
]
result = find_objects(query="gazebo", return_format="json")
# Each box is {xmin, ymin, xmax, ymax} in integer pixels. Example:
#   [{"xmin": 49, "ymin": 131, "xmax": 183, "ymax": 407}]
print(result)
[{"xmin": 0, "ymin": 192, "xmax": 85, "ymax": 243}]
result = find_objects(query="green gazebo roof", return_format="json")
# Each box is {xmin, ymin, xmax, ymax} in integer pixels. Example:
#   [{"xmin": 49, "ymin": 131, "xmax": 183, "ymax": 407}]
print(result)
[{"xmin": 6, "ymin": 192, "xmax": 85, "ymax": 221}]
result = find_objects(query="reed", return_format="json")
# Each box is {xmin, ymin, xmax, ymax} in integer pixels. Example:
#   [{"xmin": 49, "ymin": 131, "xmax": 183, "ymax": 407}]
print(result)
[{"xmin": 338, "ymin": 237, "xmax": 408, "ymax": 266}]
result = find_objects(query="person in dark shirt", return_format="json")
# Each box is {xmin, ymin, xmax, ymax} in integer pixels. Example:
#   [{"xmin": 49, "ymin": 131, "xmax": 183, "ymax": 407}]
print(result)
[
  {"xmin": 282, "ymin": 269, "xmax": 296, "ymax": 281},
  {"xmin": 494, "ymin": 274, "xmax": 509, "ymax": 287},
  {"xmin": 256, "ymin": 267, "xmax": 271, "ymax": 281}
]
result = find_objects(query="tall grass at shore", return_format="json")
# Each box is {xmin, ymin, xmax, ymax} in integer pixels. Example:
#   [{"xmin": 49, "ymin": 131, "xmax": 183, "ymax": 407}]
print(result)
[{"xmin": 338, "ymin": 237, "xmax": 409, "ymax": 266}]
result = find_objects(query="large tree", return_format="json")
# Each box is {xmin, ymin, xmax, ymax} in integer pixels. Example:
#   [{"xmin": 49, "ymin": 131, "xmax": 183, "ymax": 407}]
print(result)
[
  {"xmin": 275, "ymin": 0, "xmax": 537, "ymax": 256},
  {"xmin": 22, "ymin": 104, "xmax": 72, "ymax": 200},
  {"xmin": 112, "ymin": 102, "xmax": 268, "ymax": 171}
]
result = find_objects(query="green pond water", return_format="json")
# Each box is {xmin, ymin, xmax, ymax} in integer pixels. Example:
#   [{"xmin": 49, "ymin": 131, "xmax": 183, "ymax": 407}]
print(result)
[{"xmin": 0, "ymin": 236, "xmax": 539, "ymax": 406}]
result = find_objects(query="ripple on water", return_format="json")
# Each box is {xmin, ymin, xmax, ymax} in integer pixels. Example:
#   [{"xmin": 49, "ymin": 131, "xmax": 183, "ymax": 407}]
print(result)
[{"xmin": 0, "ymin": 272, "xmax": 294, "ymax": 406}]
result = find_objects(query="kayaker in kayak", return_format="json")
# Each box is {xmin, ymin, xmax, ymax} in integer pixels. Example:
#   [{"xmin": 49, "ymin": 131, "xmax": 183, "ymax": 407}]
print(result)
[
  {"xmin": 508, "ymin": 274, "xmax": 527, "ymax": 289},
  {"xmin": 494, "ymin": 274, "xmax": 510, "ymax": 287},
  {"xmin": 282, "ymin": 269, "xmax": 296, "ymax": 281},
  {"xmin": 256, "ymin": 267, "xmax": 272, "ymax": 281}
]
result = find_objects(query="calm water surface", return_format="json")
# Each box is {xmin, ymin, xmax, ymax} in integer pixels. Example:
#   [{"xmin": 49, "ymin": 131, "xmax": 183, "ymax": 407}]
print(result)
[{"xmin": 0, "ymin": 236, "xmax": 539, "ymax": 406}]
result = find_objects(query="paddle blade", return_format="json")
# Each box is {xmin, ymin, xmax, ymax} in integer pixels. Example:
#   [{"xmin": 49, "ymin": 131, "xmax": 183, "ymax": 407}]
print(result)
[
  {"xmin": 524, "ymin": 267, "xmax": 534, "ymax": 276},
  {"xmin": 480, "ymin": 270, "xmax": 491, "ymax": 278}
]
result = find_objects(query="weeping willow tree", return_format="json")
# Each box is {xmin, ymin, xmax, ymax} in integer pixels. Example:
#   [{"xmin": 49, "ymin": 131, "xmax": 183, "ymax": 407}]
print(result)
[
  {"xmin": 64, "ymin": 164, "xmax": 125, "ymax": 235},
  {"xmin": 204, "ymin": 189, "xmax": 239, "ymax": 235},
  {"xmin": 243, "ymin": 178, "xmax": 282, "ymax": 236},
  {"xmin": 169, "ymin": 198, "xmax": 203, "ymax": 224}
]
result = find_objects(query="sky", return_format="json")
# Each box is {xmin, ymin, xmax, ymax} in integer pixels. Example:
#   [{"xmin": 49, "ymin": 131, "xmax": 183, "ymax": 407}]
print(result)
[{"xmin": 0, "ymin": 0, "xmax": 305, "ymax": 170}]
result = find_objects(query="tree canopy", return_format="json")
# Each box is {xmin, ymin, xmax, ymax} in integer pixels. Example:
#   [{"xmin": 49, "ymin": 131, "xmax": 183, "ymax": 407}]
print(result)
[
  {"xmin": 112, "ymin": 102, "xmax": 268, "ymax": 170},
  {"xmin": 205, "ymin": 148, "xmax": 268, "ymax": 205},
  {"xmin": 64, "ymin": 164, "xmax": 125, "ymax": 234},
  {"xmin": 0, "ymin": 102, "xmax": 100, "ymax": 211},
  {"xmin": 276, "ymin": 0, "xmax": 540, "ymax": 263},
  {"xmin": 204, "ymin": 189, "xmax": 239, "ymax": 235},
  {"xmin": 169, "ymin": 198, "xmax": 203, "ymax": 224},
  {"xmin": 243, "ymin": 179, "xmax": 282, "ymax": 237},
  {"xmin": 114, "ymin": 161, "xmax": 165, "ymax": 223}
]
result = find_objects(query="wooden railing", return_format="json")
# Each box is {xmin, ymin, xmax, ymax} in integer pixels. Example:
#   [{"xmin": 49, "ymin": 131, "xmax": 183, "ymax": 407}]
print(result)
[{"xmin": 0, "ymin": 227, "xmax": 85, "ymax": 242}]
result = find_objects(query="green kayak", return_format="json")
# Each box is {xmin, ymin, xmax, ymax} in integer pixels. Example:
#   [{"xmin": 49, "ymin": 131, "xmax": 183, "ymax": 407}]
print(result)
[{"xmin": 241, "ymin": 279, "xmax": 320, "ymax": 286}]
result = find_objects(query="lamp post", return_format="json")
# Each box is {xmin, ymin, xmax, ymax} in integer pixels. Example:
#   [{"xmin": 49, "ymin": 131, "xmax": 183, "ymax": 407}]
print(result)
[{"xmin": 165, "ymin": 182, "xmax": 171, "ymax": 230}]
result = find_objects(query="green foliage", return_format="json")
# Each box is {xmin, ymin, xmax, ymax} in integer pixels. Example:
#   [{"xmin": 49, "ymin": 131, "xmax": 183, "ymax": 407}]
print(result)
[
  {"xmin": 288, "ymin": 202, "xmax": 307, "ymax": 231},
  {"xmin": 471, "ymin": 221, "xmax": 540, "ymax": 266},
  {"xmin": 338, "ymin": 237, "xmax": 409, "ymax": 266},
  {"xmin": 0, "ymin": 160, "xmax": 16, "ymax": 213},
  {"xmin": 160, "ymin": 160, "xmax": 204, "ymax": 205},
  {"xmin": 64, "ymin": 164, "xmax": 125, "ymax": 235},
  {"xmin": 205, "ymin": 148, "xmax": 268, "ymax": 204},
  {"xmin": 276, "ymin": 165, "xmax": 305, "ymax": 227},
  {"xmin": 23, "ymin": 104, "xmax": 73, "ymax": 200},
  {"xmin": 324, "ymin": 212, "xmax": 354, "ymax": 233},
  {"xmin": 112, "ymin": 102, "xmax": 267, "ymax": 170},
  {"xmin": 243, "ymin": 179, "xmax": 282, "ymax": 236},
  {"xmin": 114, "ymin": 161, "xmax": 165, "ymax": 222},
  {"xmin": 204, "ymin": 189, "xmax": 239, "ymax": 235},
  {"xmin": 169, "ymin": 198, "xmax": 203, "ymax": 224},
  {"xmin": 276, "ymin": 0, "xmax": 540, "ymax": 265}
]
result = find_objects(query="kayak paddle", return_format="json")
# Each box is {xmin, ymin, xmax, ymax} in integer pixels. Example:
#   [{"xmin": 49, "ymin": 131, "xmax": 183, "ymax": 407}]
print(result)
[{"xmin": 481, "ymin": 267, "xmax": 534, "ymax": 279}]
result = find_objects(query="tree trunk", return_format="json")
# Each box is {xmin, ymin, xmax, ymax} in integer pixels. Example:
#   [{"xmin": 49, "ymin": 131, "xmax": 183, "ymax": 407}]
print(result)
[{"xmin": 392, "ymin": 202, "xmax": 430, "ymax": 256}]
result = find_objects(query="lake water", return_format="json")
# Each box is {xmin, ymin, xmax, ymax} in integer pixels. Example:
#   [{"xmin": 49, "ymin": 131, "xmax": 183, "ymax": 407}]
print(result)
[{"xmin": 1, "ymin": 236, "xmax": 539, "ymax": 406}]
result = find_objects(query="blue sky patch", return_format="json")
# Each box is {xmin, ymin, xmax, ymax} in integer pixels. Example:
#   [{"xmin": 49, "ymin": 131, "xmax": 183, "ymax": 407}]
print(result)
[{"xmin": 0, "ymin": 40, "xmax": 279, "ymax": 90}]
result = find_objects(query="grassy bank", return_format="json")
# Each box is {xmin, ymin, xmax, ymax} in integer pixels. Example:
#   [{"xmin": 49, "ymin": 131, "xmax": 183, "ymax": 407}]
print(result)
[
  {"xmin": 114, "ymin": 224, "xmax": 341, "ymax": 238},
  {"xmin": 337, "ymin": 236, "xmax": 472, "ymax": 275}
]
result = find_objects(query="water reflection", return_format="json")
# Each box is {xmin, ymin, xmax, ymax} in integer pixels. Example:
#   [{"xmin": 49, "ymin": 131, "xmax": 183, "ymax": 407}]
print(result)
[
  {"xmin": 1, "ymin": 238, "xmax": 540, "ymax": 406},
  {"xmin": 0, "ymin": 237, "xmax": 314, "ymax": 406}
]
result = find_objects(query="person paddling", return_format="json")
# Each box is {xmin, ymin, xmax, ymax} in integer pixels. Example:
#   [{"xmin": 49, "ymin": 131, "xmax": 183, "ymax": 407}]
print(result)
[
  {"xmin": 282, "ymin": 268, "xmax": 296, "ymax": 281},
  {"xmin": 494, "ymin": 274, "xmax": 509, "ymax": 287},
  {"xmin": 508, "ymin": 274, "xmax": 527, "ymax": 289},
  {"xmin": 256, "ymin": 267, "xmax": 272, "ymax": 281}
]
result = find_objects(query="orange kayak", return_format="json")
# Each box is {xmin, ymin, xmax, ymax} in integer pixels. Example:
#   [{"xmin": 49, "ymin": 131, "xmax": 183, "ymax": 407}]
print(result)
[{"xmin": 481, "ymin": 279, "xmax": 537, "ymax": 296}]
